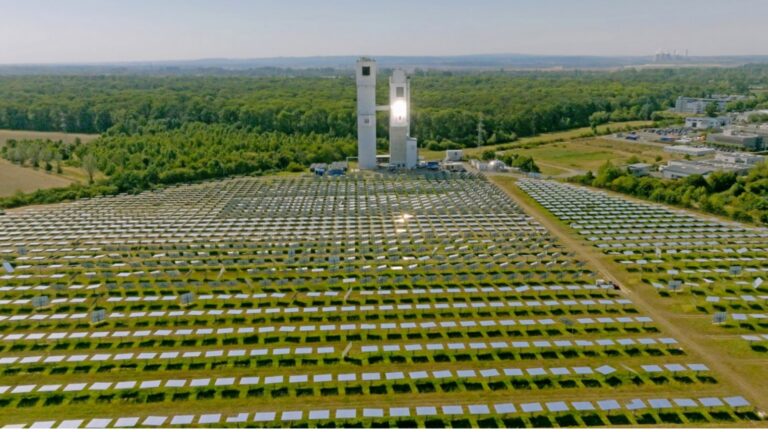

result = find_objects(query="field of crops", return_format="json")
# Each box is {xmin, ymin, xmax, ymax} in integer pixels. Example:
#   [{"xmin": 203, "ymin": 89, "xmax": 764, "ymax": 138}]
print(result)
[{"xmin": 0, "ymin": 173, "xmax": 759, "ymax": 428}]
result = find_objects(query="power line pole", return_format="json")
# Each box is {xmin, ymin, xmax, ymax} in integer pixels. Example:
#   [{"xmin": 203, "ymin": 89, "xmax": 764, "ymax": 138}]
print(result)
[{"xmin": 476, "ymin": 114, "xmax": 485, "ymax": 147}]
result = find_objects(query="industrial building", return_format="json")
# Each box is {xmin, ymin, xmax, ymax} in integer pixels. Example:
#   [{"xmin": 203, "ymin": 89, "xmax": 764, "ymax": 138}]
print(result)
[
  {"xmin": 659, "ymin": 152, "xmax": 765, "ymax": 179},
  {"xmin": 626, "ymin": 163, "xmax": 653, "ymax": 176},
  {"xmin": 442, "ymin": 161, "xmax": 466, "ymax": 172},
  {"xmin": 653, "ymin": 49, "xmax": 689, "ymax": 63},
  {"xmin": 684, "ymin": 116, "xmax": 730, "ymax": 130},
  {"xmin": 445, "ymin": 149, "xmax": 463, "ymax": 162},
  {"xmin": 714, "ymin": 152, "xmax": 765, "ymax": 166},
  {"xmin": 660, "ymin": 161, "xmax": 718, "ymax": 179},
  {"xmin": 704, "ymin": 123, "xmax": 768, "ymax": 151},
  {"xmin": 735, "ymin": 123, "xmax": 768, "ymax": 137},
  {"xmin": 674, "ymin": 95, "xmax": 745, "ymax": 114},
  {"xmin": 706, "ymin": 130, "xmax": 764, "ymax": 151},
  {"xmin": 355, "ymin": 58, "xmax": 418, "ymax": 170},
  {"xmin": 664, "ymin": 145, "xmax": 715, "ymax": 157}
]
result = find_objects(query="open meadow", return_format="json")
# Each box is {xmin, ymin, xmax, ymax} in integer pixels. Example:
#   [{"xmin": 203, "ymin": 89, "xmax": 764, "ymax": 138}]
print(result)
[
  {"xmin": 418, "ymin": 120, "xmax": 654, "ymax": 162},
  {"xmin": 0, "ymin": 130, "xmax": 99, "ymax": 197},
  {"xmin": 508, "ymin": 138, "xmax": 671, "ymax": 177},
  {"xmin": 0, "ymin": 159, "xmax": 73, "ymax": 197}
]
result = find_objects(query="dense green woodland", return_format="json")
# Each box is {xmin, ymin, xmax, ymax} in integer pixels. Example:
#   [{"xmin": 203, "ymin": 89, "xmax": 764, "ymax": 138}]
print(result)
[
  {"xmin": 0, "ymin": 125, "xmax": 355, "ymax": 206},
  {"xmin": 1, "ymin": 66, "xmax": 767, "ymax": 147},
  {"xmin": 1, "ymin": 65, "xmax": 768, "ymax": 211},
  {"xmin": 571, "ymin": 162, "xmax": 768, "ymax": 225}
]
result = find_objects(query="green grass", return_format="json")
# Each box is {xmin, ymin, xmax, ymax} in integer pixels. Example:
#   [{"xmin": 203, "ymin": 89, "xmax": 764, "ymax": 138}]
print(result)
[
  {"xmin": 420, "ymin": 120, "xmax": 653, "ymax": 161},
  {"xmin": 500, "ymin": 138, "xmax": 670, "ymax": 176}
]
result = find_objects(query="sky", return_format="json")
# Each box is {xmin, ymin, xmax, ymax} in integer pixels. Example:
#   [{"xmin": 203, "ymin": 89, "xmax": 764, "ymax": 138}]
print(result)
[{"xmin": 1, "ymin": 0, "xmax": 767, "ymax": 64}]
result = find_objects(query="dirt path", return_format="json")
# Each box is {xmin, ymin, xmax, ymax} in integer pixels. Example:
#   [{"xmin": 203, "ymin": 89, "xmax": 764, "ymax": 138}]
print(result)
[{"xmin": 487, "ymin": 174, "xmax": 768, "ymax": 415}]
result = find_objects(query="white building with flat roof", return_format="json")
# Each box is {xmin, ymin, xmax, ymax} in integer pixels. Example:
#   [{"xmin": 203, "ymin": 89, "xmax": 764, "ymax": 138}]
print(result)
[
  {"xmin": 445, "ymin": 150, "xmax": 463, "ymax": 161},
  {"xmin": 660, "ymin": 151, "xmax": 764, "ymax": 179},
  {"xmin": 714, "ymin": 152, "xmax": 765, "ymax": 165},
  {"xmin": 684, "ymin": 116, "xmax": 730, "ymax": 130},
  {"xmin": 675, "ymin": 95, "xmax": 745, "ymax": 114},
  {"xmin": 664, "ymin": 145, "xmax": 715, "ymax": 157}
]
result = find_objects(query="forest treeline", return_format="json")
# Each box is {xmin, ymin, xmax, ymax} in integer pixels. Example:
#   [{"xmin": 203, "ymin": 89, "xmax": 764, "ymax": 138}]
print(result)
[
  {"xmin": 2, "ymin": 65, "xmax": 768, "ymax": 209},
  {"xmin": 571, "ymin": 162, "xmax": 768, "ymax": 225},
  {"xmin": 0, "ymin": 124, "xmax": 355, "ymax": 207},
  {"xmin": 1, "ymin": 65, "xmax": 767, "ymax": 148}
]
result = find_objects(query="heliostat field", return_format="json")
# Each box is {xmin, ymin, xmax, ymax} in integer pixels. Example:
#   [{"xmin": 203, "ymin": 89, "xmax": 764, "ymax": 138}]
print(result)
[{"xmin": 0, "ymin": 173, "xmax": 757, "ymax": 428}]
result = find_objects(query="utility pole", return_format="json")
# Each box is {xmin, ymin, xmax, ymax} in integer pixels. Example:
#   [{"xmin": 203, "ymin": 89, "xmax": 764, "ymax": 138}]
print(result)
[{"xmin": 476, "ymin": 114, "xmax": 485, "ymax": 147}]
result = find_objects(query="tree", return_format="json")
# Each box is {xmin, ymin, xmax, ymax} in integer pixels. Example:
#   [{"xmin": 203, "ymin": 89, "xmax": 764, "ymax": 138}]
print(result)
[
  {"xmin": 26, "ymin": 141, "xmax": 42, "ymax": 168},
  {"xmin": 480, "ymin": 149, "xmax": 496, "ymax": 161},
  {"xmin": 593, "ymin": 162, "xmax": 623, "ymax": 187},
  {"xmin": 705, "ymin": 101, "xmax": 719, "ymax": 117},
  {"xmin": 510, "ymin": 155, "xmax": 540, "ymax": 173},
  {"xmin": 95, "ymin": 110, "xmax": 113, "ymax": 133},
  {"xmin": 706, "ymin": 171, "xmax": 737, "ymax": 193},
  {"xmin": 589, "ymin": 111, "xmax": 611, "ymax": 131},
  {"xmin": 81, "ymin": 153, "xmax": 98, "ymax": 184},
  {"xmin": 54, "ymin": 152, "xmax": 63, "ymax": 174}
]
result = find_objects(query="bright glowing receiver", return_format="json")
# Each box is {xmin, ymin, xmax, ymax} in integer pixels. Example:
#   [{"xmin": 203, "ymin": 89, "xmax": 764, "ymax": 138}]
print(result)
[{"xmin": 391, "ymin": 100, "xmax": 407, "ymax": 122}]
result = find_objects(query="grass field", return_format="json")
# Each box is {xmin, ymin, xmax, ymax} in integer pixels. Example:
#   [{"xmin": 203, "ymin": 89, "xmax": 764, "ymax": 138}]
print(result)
[
  {"xmin": 507, "ymin": 138, "xmax": 670, "ymax": 176},
  {"xmin": 0, "ymin": 159, "xmax": 74, "ymax": 197},
  {"xmin": 0, "ymin": 130, "xmax": 99, "ymax": 196},
  {"xmin": 419, "ymin": 120, "xmax": 654, "ymax": 161}
]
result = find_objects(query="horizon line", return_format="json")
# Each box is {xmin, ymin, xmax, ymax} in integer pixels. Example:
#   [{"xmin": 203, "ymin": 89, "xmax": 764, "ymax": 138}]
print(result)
[{"xmin": 3, "ymin": 52, "xmax": 768, "ymax": 67}]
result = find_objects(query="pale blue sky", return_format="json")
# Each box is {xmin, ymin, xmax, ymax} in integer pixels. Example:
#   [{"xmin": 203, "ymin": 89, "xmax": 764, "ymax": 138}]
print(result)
[{"xmin": 1, "ymin": 0, "xmax": 766, "ymax": 64}]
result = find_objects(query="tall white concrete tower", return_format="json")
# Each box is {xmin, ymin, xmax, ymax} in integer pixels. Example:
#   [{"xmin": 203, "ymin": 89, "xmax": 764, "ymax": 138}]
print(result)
[
  {"xmin": 355, "ymin": 58, "xmax": 378, "ymax": 170},
  {"xmin": 389, "ymin": 69, "xmax": 415, "ymax": 168}
]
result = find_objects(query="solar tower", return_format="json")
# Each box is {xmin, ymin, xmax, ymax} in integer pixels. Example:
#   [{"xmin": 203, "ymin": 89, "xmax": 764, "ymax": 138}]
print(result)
[{"xmin": 355, "ymin": 58, "xmax": 378, "ymax": 170}]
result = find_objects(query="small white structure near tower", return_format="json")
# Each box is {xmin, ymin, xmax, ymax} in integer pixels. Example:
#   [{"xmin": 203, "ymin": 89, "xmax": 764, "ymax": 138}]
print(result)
[
  {"xmin": 405, "ymin": 137, "xmax": 418, "ymax": 168},
  {"xmin": 355, "ymin": 57, "xmax": 418, "ymax": 170}
]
